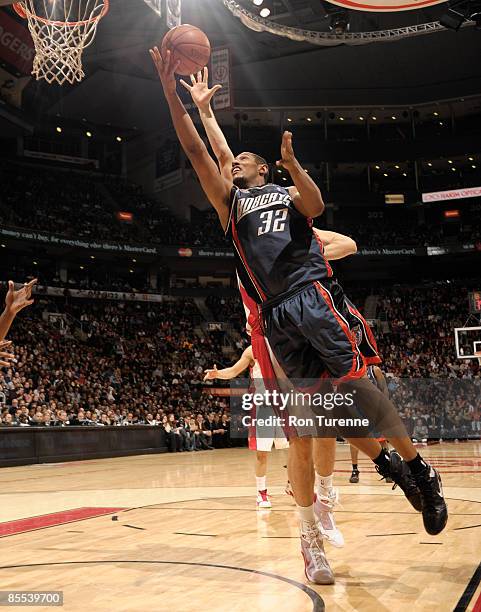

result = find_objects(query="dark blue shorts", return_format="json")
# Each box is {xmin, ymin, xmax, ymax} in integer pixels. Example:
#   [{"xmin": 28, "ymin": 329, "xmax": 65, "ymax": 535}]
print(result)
[{"xmin": 261, "ymin": 280, "xmax": 367, "ymax": 383}]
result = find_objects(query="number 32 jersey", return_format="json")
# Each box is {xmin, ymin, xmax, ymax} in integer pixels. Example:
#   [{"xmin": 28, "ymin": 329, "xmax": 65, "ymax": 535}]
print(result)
[{"xmin": 226, "ymin": 183, "xmax": 333, "ymax": 304}]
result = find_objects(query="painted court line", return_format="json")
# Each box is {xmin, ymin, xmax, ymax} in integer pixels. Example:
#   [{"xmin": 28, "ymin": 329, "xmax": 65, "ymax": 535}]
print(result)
[{"xmin": 0, "ymin": 507, "xmax": 125, "ymax": 537}]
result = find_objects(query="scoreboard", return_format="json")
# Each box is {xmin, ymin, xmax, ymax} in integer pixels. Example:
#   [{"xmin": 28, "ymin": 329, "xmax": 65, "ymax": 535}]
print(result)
[{"xmin": 469, "ymin": 291, "xmax": 481, "ymax": 314}]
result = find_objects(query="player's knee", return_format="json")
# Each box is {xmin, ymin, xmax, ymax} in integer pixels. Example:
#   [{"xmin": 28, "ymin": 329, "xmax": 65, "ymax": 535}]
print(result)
[{"xmin": 256, "ymin": 451, "xmax": 268, "ymax": 462}]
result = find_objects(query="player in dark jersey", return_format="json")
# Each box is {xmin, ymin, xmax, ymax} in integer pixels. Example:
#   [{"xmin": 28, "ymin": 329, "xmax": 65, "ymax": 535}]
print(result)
[{"xmin": 151, "ymin": 54, "xmax": 448, "ymax": 583}]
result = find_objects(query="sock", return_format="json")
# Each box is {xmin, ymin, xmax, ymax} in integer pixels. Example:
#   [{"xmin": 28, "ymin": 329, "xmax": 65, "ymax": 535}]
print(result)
[
  {"xmin": 297, "ymin": 503, "xmax": 316, "ymax": 525},
  {"xmin": 315, "ymin": 472, "xmax": 333, "ymax": 498},
  {"xmin": 407, "ymin": 453, "xmax": 429, "ymax": 475},
  {"xmin": 373, "ymin": 449, "xmax": 390, "ymax": 472},
  {"xmin": 352, "ymin": 464, "xmax": 358, "ymax": 471},
  {"xmin": 256, "ymin": 476, "xmax": 266, "ymax": 491}
]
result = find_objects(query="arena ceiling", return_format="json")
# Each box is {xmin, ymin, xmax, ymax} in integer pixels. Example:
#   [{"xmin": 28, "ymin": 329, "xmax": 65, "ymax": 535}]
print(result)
[{"xmin": 15, "ymin": 0, "xmax": 481, "ymax": 129}]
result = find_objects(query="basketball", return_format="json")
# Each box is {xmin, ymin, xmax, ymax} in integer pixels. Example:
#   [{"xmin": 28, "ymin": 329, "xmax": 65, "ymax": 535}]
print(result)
[{"xmin": 161, "ymin": 25, "xmax": 211, "ymax": 76}]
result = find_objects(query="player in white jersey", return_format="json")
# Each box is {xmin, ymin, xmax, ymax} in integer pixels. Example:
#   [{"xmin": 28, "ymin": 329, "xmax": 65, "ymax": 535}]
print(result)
[{"xmin": 204, "ymin": 346, "xmax": 288, "ymax": 509}]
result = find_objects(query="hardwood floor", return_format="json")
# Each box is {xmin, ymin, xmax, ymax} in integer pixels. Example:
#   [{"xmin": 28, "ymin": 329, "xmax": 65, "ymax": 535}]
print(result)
[{"xmin": 0, "ymin": 441, "xmax": 480, "ymax": 611}]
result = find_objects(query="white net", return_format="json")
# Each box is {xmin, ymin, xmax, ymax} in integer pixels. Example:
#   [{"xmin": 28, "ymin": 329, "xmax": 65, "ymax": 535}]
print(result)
[
  {"xmin": 14, "ymin": 0, "xmax": 109, "ymax": 85},
  {"xmin": 143, "ymin": 0, "xmax": 181, "ymax": 28},
  {"xmin": 143, "ymin": 0, "xmax": 162, "ymax": 18}
]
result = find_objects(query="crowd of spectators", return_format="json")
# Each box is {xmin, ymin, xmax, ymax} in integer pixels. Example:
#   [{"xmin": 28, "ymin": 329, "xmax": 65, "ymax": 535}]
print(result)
[
  {"xmin": 0, "ymin": 296, "xmax": 236, "ymax": 450},
  {"xmin": 0, "ymin": 278, "xmax": 480, "ymax": 443},
  {"xmin": 375, "ymin": 282, "xmax": 481, "ymax": 440},
  {"xmin": 1, "ymin": 159, "xmax": 479, "ymax": 252}
]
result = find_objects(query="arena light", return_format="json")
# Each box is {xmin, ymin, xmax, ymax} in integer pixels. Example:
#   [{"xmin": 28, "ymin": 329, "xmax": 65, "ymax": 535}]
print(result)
[
  {"xmin": 434, "ymin": 111, "xmax": 439, "ymax": 116},
  {"xmin": 306, "ymin": 117, "xmax": 312, "ymax": 122},
  {"xmin": 253, "ymin": 0, "xmax": 263, "ymax": 4},
  {"xmin": 86, "ymin": 131, "xmax": 92, "ymax": 138},
  {"xmin": 473, "ymin": 164, "xmax": 477, "ymax": 169},
  {"xmin": 116, "ymin": 136, "xmax": 122, "ymax": 142},
  {"xmin": 359, "ymin": 116, "xmax": 364, "ymax": 120},
  {"xmin": 329, "ymin": 11, "xmax": 349, "ymax": 35},
  {"xmin": 383, "ymin": 173, "xmax": 388, "ymax": 177},
  {"xmin": 339, "ymin": 116, "xmax": 344, "ymax": 121},
  {"xmin": 468, "ymin": 156, "xmax": 474, "ymax": 161},
  {"xmin": 375, "ymin": 165, "xmax": 380, "ymax": 170},
  {"xmin": 391, "ymin": 115, "xmax": 397, "ymax": 120},
  {"xmin": 444, "ymin": 209, "xmax": 460, "ymax": 218},
  {"xmin": 402, "ymin": 172, "xmax": 408, "ymax": 177},
  {"xmin": 260, "ymin": 7, "xmax": 270, "ymax": 17},
  {"xmin": 1, "ymin": 244, "xmax": 5, "ymax": 248},
  {"xmin": 56, "ymin": 126, "xmax": 62, "ymax": 133},
  {"xmin": 80, "ymin": 266, "xmax": 84, "ymax": 270},
  {"xmin": 395, "ymin": 164, "xmax": 400, "ymax": 169},
  {"xmin": 448, "ymin": 159, "xmax": 453, "ymax": 163},
  {"xmin": 117, "ymin": 211, "xmax": 133, "ymax": 222},
  {"xmin": 371, "ymin": 116, "xmax": 377, "ymax": 121},
  {"xmin": 287, "ymin": 117, "xmax": 292, "ymax": 122},
  {"xmin": 428, "ymin": 162, "xmax": 433, "ymax": 167},
  {"xmin": 439, "ymin": 121, "xmax": 444, "ymax": 126}
]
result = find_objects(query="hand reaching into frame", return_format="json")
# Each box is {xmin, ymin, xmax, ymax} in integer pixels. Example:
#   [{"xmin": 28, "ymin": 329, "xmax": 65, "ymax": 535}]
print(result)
[
  {"xmin": 0, "ymin": 340, "xmax": 16, "ymax": 367},
  {"xmin": 203, "ymin": 364, "xmax": 219, "ymax": 381},
  {"xmin": 5, "ymin": 278, "xmax": 37, "ymax": 315}
]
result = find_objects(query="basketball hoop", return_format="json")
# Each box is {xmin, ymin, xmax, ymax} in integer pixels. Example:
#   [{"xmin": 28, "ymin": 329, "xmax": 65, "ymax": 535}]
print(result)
[{"xmin": 13, "ymin": 0, "xmax": 109, "ymax": 85}]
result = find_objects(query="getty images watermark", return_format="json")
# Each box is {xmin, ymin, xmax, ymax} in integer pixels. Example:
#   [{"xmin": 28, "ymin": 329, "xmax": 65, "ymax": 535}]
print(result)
[
  {"xmin": 228, "ymin": 376, "xmax": 481, "ymax": 440},
  {"xmin": 240, "ymin": 388, "xmax": 369, "ymax": 429}
]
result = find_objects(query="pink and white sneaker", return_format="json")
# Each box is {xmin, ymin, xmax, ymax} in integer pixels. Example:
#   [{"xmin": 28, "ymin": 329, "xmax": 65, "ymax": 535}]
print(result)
[
  {"xmin": 256, "ymin": 489, "xmax": 272, "ymax": 509},
  {"xmin": 300, "ymin": 522, "xmax": 335, "ymax": 585},
  {"xmin": 314, "ymin": 489, "xmax": 345, "ymax": 548}
]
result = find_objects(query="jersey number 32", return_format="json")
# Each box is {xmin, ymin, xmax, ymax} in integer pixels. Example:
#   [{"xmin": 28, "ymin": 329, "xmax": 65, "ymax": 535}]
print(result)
[{"xmin": 257, "ymin": 208, "xmax": 288, "ymax": 236}]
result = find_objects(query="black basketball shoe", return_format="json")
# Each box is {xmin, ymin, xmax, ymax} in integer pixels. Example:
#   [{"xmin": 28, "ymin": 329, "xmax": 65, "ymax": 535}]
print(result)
[
  {"xmin": 375, "ymin": 450, "xmax": 423, "ymax": 512},
  {"xmin": 349, "ymin": 469, "xmax": 359, "ymax": 483},
  {"xmin": 412, "ymin": 465, "xmax": 448, "ymax": 535}
]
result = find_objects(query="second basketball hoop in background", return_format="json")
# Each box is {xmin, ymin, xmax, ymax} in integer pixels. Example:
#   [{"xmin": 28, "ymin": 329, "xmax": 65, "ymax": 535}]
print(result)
[{"xmin": 161, "ymin": 24, "xmax": 211, "ymax": 76}]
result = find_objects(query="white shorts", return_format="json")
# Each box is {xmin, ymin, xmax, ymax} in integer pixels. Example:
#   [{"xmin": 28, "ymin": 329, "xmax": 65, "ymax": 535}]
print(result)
[{"xmin": 248, "ymin": 361, "xmax": 288, "ymax": 452}]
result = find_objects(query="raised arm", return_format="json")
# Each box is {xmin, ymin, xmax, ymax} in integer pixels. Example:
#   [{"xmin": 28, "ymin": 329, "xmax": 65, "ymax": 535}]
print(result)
[
  {"xmin": 204, "ymin": 346, "xmax": 254, "ymax": 381},
  {"xmin": 277, "ymin": 131, "xmax": 324, "ymax": 218},
  {"xmin": 180, "ymin": 68, "xmax": 234, "ymax": 181},
  {"xmin": 314, "ymin": 230, "xmax": 357, "ymax": 260},
  {"xmin": 150, "ymin": 48, "xmax": 232, "ymax": 229}
]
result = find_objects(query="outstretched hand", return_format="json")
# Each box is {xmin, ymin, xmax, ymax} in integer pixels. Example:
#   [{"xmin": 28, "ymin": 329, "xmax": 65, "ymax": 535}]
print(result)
[
  {"xmin": 276, "ymin": 131, "xmax": 297, "ymax": 172},
  {"xmin": 149, "ymin": 46, "xmax": 181, "ymax": 97},
  {"xmin": 179, "ymin": 67, "xmax": 222, "ymax": 113},
  {"xmin": 5, "ymin": 278, "xmax": 37, "ymax": 315},
  {"xmin": 203, "ymin": 364, "xmax": 219, "ymax": 381}
]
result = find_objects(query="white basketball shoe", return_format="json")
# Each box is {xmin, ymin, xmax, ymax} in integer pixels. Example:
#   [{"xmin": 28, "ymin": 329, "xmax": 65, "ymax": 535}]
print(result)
[{"xmin": 314, "ymin": 488, "xmax": 345, "ymax": 548}]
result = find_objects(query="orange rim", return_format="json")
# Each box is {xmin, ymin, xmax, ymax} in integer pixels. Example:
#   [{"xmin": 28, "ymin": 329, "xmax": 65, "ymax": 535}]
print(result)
[{"xmin": 13, "ymin": 0, "xmax": 109, "ymax": 26}]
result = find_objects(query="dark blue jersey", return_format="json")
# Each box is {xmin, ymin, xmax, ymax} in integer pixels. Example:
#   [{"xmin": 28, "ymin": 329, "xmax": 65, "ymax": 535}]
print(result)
[{"xmin": 226, "ymin": 184, "xmax": 332, "ymax": 303}]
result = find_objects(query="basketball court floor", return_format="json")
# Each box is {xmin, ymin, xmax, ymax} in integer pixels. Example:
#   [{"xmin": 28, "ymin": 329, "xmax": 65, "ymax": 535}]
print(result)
[{"xmin": 0, "ymin": 442, "xmax": 480, "ymax": 611}]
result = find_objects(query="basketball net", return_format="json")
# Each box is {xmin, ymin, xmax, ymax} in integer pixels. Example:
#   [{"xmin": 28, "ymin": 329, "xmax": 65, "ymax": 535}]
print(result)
[{"xmin": 13, "ymin": 0, "xmax": 109, "ymax": 85}]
